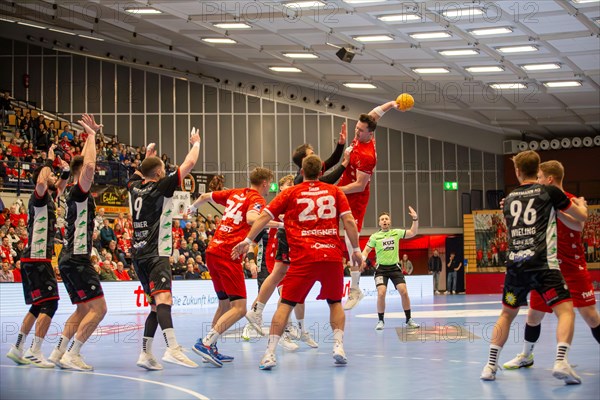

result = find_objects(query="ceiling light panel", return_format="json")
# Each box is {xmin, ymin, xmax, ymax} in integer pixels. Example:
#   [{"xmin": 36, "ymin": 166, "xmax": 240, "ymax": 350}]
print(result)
[
  {"xmin": 496, "ymin": 45, "xmax": 538, "ymax": 53},
  {"xmin": 412, "ymin": 67, "xmax": 450, "ymax": 74},
  {"xmin": 213, "ymin": 23, "xmax": 251, "ymax": 29},
  {"xmin": 269, "ymin": 66, "xmax": 303, "ymax": 72},
  {"xmin": 521, "ymin": 63, "xmax": 561, "ymax": 71},
  {"xmin": 378, "ymin": 14, "xmax": 421, "ymax": 22},
  {"xmin": 283, "ymin": 53, "xmax": 319, "ymax": 59},
  {"xmin": 438, "ymin": 49, "xmax": 479, "ymax": 56},
  {"xmin": 343, "ymin": 83, "xmax": 377, "ymax": 89},
  {"xmin": 409, "ymin": 32, "xmax": 451, "ymax": 39},
  {"xmin": 124, "ymin": 7, "xmax": 162, "ymax": 14},
  {"xmin": 441, "ymin": 8, "xmax": 485, "ymax": 18},
  {"xmin": 465, "ymin": 66, "xmax": 505, "ymax": 73},
  {"xmin": 469, "ymin": 27, "xmax": 513, "ymax": 36},
  {"xmin": 543, "ymin": 81, "xmax": 582, "ymax": 87},
  {"xmin": 202, "ymin": 38, "xmax": 237, "ymax": 44},
  {"xmin": 353, "ymin": 35, "xmax": 394, "ymax": 42},
  {"xmin": 490, "ymin": 83, "xmax": 527, "ymax": 90}
]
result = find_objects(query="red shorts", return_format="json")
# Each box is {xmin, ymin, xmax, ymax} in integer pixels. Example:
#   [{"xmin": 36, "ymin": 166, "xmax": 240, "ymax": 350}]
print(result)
[
  {"xmin": 347, "ymin": 194, "xmax": 368, "ymax": 231},
  {"xmin": 205, "ymin": 253, "xmax": 247, "ymax": 300},
  {"xmin": 280, "ymin": 261, "xmax": 343, "ymax": 304},
  {"xmin": 530, "ymin": 267, "xmax": 596, "ymax": 312}
]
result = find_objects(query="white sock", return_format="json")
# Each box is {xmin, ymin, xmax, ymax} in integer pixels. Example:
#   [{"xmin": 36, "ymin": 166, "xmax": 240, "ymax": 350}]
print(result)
[
  {"xmin": 31, "ymin": 336, "xmax": 44, "ymax": 353},
  {"xmin": 487, "ymin": 344, "xmax": 502, "ymax": 367},
  {"xmin": 267, "ymin": 335, "xmax": 280, "ymax": 353},
  {"xmin": 298, "ymin": 319, "xmax": 305, "ymax": 334},
  {"xmin": 15, "ymin": 331, "xmax": 28, "ymax": 351},
  {"xmin": 56, "ymin": 335, "xmax": 70, "ymax": 352},
  {"xmin": 253, "ymin": 301, "xmax": 265, "ymax": 314},
  {"xmin": 350, "ymin": 271, "xmax": 361, "ymax": 289},
  {"xmin": 142, "ymin": 337, "xmax": 154, "ymax": 354},
  {"xmin": 333, "ymin": 329, "xmax": 344, "ymax": 344},
  {"xmin": 522, "ymin": 341, "xmax": 535, "ymax": 357},
  {"xmin": 67, "ymin": 338, "xmax": 84, "ymax": 355},
  {"xmin": 556, "ymin": 342, "xmax": 570, "ymax": 362},
  {"xmin": 162, "ymin": 328, "xmax": 179, "ymax": 349},
  {"xmin": 203, "ymin": 329, "xmax": 220, "ymax": 347}
]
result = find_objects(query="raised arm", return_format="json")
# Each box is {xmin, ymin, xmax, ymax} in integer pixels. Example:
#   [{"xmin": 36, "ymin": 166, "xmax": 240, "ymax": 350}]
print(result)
[
  {"xmin": 339, "ymin": 170, "xmax": 370, "ymax": 194},
  {"xmin": 35, "ymin": 145, "xmax": 56, "ymax": 197},
  {"xmin": 55, "ymin": 157, "xmax": 70, "ymax": 195},
  {"xmin": 404, "ymin": 206, "xmax": 419, "ymax": 239},
  {"xmin": 322, "ymin": 123, "xmax": 347, "ymax": 170},
  {"xmin": 179, "ymin": 127, "xmax": 201, "ymax": 177},
  {"xmin": 78, "ymin": 116, "xmax": 98, "ymax": 193},
  {"xmin": 368, "ymin": 100, "xmax": 400, "ymax": 123}
]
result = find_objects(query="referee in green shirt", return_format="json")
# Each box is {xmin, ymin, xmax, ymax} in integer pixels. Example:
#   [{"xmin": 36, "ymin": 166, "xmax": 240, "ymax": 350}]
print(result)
[{"xmin": 362, "ymin": 208, "xmax": 420, "ymax": 330}]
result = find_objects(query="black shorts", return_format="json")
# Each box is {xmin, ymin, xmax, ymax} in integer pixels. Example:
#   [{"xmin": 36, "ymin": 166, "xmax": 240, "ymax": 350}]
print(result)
[
  {"xmin": 257, "ymin": 264, "xmax": 270, "ymax": 291},
  {"xmin": 374, "ymin": 264, "xmax": 406, "ymax": 287},
  {"xmin": 21, "ymin": 262, "xmax": 59, "ymax": 305},
  {"xmin": 59, "ymin": 258, "xmax": 104, "ymax": 304},
  {"xmin": 133, "ymin": 256, "xmax": 172, "ymax": 305},
  {"xmin": 502, "ymin": 268, "xmax": 571, "ymax": 309},
  {"xmin": 274, "ymin": 228, "xmax": 290, "ymax": 264}
]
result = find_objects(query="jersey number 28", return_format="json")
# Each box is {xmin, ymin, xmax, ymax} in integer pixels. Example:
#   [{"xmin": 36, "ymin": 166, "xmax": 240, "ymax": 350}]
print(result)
[{"xmin": 297, "ymin": 195, "xmax": 336, "ymax": 222}]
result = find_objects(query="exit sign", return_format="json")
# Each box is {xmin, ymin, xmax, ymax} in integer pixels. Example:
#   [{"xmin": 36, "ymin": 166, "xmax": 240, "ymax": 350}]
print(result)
[
  {"xmin": 269, "ymin": 182, "xmax": 279, "ymax": 193},
  {"xmin": 444, "ymin": 181, "xmax": 458, "ymax": 191}
]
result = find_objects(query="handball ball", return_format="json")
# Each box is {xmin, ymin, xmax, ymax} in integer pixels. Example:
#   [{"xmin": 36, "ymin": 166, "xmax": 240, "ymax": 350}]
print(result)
[{"xmin": 396, "ymin": 93, "xmax": 414, "ymax": 112}]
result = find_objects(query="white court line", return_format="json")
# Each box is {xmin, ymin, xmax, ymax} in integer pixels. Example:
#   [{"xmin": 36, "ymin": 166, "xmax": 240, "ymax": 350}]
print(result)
[
  {"xmin": 0, "ymin": 365, "xmax": 209, "ymax": 400},
  {"xmin": 412, "ymin": 301, "xmax": 502, "ymax": 308}
]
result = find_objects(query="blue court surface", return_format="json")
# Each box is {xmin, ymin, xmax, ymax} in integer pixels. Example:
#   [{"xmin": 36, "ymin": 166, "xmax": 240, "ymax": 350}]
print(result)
[{"xmin": 1, "ymin": 293, "xmax": 599, "ymax": 400}]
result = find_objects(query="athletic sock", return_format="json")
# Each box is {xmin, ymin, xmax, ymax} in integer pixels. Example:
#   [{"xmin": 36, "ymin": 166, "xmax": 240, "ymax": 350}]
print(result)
[
  {"xmin": 333, "ymin": 329, "xmax": 344, "ymax": 344},
  {"xmin": 267, "ymin": 335, "xmax": 280, "ymax": 353},
  {"xmin": 253, "ymin": 301, "xmax": 265, "ymax": 314},
  {"xmin": 378, "ymin": 313, "xmax": 384, "ymax": 322},
  {"xmin": 350, "ymin": 271, "xmax": 361, "ymax": 290},
  {"xmin": 162, "ymin": 328, "xmax": 179, "ymax": 349},
  {"xmin": 404, "ymin": 309, "xmax": 411, "ymax": 323},
  {"xmin": 522, "ymin": 323, "xmax": 541, "ymax": 356},
  {"xmin": 591, "ymin": 324, "xmax": 600, "ymax": 344},
  {"xmin": 555, "ymin": 342, "xmax": 570, "ymax": 362},
  {"xmin": 297, "ymin": 319, "xmax": 305, "ymax": 334},
  {"xmin": 31, "ymin": 336, "xmax": 43, "ymax": 353},
  {"xmin": 203, "ymin": 329, "xmax": 220, "ymax": 347},
  {"xmin": 156, "ymin": 304, "xmax": 173, "ymax": 330},
  {"xmin": 15, "ymin": 332, "xmax": 28, "ymax": 351},
  {"xmin": 67, "ymin": 338, "xmax": 84, "ymax": 355},
  {"xmin": 142, "ymin": 337, "xmax": 154, "ymax": 354},
  {"xmin": 56, "ymin": 335, "xmax": 70, "ymax": 352},
  {"xmin": 487, "ymin": 344, "xmax": 502, "ymax": 367},
  {"xmin": 144, "ymin": 311, "xmax": 159, "ymax": 338}
]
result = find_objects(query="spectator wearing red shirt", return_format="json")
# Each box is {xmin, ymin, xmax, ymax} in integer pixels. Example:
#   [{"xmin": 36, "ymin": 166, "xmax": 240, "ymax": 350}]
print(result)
[
  {"xmin": 172, "ymin": 220, "xmax": 184, "ymax": 250},
  {"xmin": 114, "ymin": 262, "xmax": 131, "ymax": 281},
  {"xmin": 0, "ymin": 236, "xmax": 15, "ymax": 264},
  {"xmin": 12, "ymin": 260, "xmax": 22, "ymax": 282}
]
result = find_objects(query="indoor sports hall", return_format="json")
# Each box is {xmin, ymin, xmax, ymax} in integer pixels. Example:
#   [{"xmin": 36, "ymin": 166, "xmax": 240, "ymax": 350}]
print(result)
[{"xmin": 0, "ymin": 1, "xmax": 599, "ymax": 399}]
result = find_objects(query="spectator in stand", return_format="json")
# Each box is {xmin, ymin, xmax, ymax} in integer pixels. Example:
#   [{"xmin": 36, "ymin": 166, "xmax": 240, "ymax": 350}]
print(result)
[
  {"xmin": 108, "ymin": 240, "xmax": 127, "ymax": 266},
  {"xmin": 428, "ymin": 250, "xmax": 443, "ymax": 294},
  {"xmin": 173, "ymin": 255, "xmax": 187, "ymax": 278},
  {"xmin": 0, "ymin": 236, "xmax": 15, "ymax": 264},
  {"xmin": 60, "ymin": 125, "xmax": 74, "ymax": 142},
  {"xmin": 14, "ymin": 131, "xmax": 25, "ymax": 146},
  {"xmin": 195, "ymin": 254, "xmax": 208, "ymax": 273},
  {"xmin": 0, "ymin": 261, "xmax": 14, "ymax": 282},
  {"xmin": 10, "ymin": 205, "xmax": 27, "ymax": 228},
  {"xmin": 183, "ymin": 221, "xmax": 194, "ymax": 240},
  {"xmin": 99, "ymin": 261, "xmax": 118, "ymax": 281},
  {"xmin": 188, "ymin": 242, "xmax": 202, "ymax": 261},
  {"xmin": 100, "ymin": 218, "xmax": 117, "ymax": 249},
  {"xmin": 36, "ymin": 125, "xmax": 50, "ymax": 151},
  {"xmin": 214, "ymin": 215, "xmax": 221, "ymax": 227},
  {"xmin": 19, "ymin": 111, "xmax": 32, "ymax": 130},
  {"xmin": 103, "ymin": 252, "xmax": 117, "ymax": 271},
  {"xmin": 13, "ymin": 240, "xmax": 25, "ymax": 262},
  {"xmin": 114, "ymin": 212, "xmax": 126, "ymax": 231},
  {"xmin": 91, "ymin": 230, "xmax": 103, "ymax": 255},
  {"xmin": 94, "ymin": 208, "xmax": 105, "ymax": 232},
  {"xmin": 0, "ymin": 219, "xmax": 11, "ymax": 236},
  {"xmin": 12, "ymin": 260, "xmax": 22, "ymax": 282},
  {"xmin": 114, "ymin": 262, "xmax": 131, "ymax": 281},
  {"xmin": 47, "ymin": 121, "xmax": 58, "ymax": 141},
  {"xmin": 91, "ymin": 255, "xmax": 101, "ymax": 275},
  {"xmin": 9, "ymin": 138, "xmax": 22, "ymax": 158},
  {"xmin": 172, "ymin": 220, "xmax": 184, "ymax": 250},
  {"xmin": 400, "ymin": 254, "xmax": 414, "ymax": 275},
  {"xmin": 0, "ymin": 92, "xmax": 12, "ymax": 124},
  {"xmin": 118, "ymin": 230, "xmax": 132, "ymax": 262},
  {"xmin": 184, "ymin": 261, "xmax": 200, "ymax": 280},
  {"xmin": 113, "ymin": 222, "xmax": 124, "ymax": 240},
  {"xmin": 5, "ymin": 147, "xmax": 16, "ymax": 162},
  {"xmin": 6, "ymin": 227, "xmax": 20, "ymax": 246}
]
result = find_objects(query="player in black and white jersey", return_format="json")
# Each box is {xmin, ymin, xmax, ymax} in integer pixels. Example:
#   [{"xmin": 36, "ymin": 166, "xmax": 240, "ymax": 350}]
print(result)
[
  {"xmin": 480, "ymin": 150, "xmax": 588, "ymax": 384},
  {"xmin": 6, "ymin": 144, "xmax": 69, "ymax": 368},
  {"xmin": 127, "ymin": 128, "xmax": 201, "ymax": 370},
  {"xmin": 47, "ymin": 114, "xmax": 107, "ymax": 371}
]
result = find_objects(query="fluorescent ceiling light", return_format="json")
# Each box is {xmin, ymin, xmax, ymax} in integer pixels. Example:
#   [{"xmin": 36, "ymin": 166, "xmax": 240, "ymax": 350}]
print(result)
[
  {"xmin": 497, "ymin": 45, "xmax": 538, "ymax": 53},
  {"xmin": 269, "ymin": 66, "xmax": 303, "ymax": 72},
  {"xmin": 571, "ymin": 0, "xmax": 599, "ymax": 3},
  {"xmin": 378, "ymin": 14, "xmax": 421, "ymax": 22},
  {"xmin": 543, "ymin": 81, "xmax": 582, "ymax": 88},
  {"xmin": 284, "ymin": 1, "xmax": 326, "ymax": 8},
  {"xmin": 124, "ymin": 7, "xmax": 162, "ymax": 14},
  {"xmin": 344, "ymin": 0, "xmax": 388, "ymax": 3},
  {"xmin": 438, "ymin": 49, "xmax": 479, "ymax": 56},
  {"xmin": 521, "ymin": 63, "xmax": 561, "ymax": 71},
  {"xmin": 49, "ymin": 28, "xmax": 76, "ymax": 36},
  {"xmin": 465, "ymin": 66, "xmax": 505, "ymax": 73},
  {"xmin": 202, "ymin": 38, "xmax": 237, "ymax": 44},
  {"xmin": 343, "ymin": 83, "xmax": 377, "ymax": 89},
  {"xmin": 412, "ymin": 67, "xmax": 450, "ymax": 74},
  {"xmin": 353, "ymin": 35, "xmax": 394, "ymax": 42},
  {"xmin": 213, "ymin": 23, "xmax": 251, "ymax": 29},
  {"xmin": 17, "ymin": 21, "xmax": 46, "ymax": 29},
  {"xmin": 78, "ymin": 34, "xmax": 104, "ymax": 41},
  {"xmin": 409, "ymin": 31, "xmax": 451, "ymax": 39},
  {"xmin": 283, "ymin": 52, "xmax": 319, "ymax": 59},
  {"xmin": 0, "ymin": 17, "xmax": 15, "ymax": 23},
  {"xmin": 442, "ymin": 8, "xmax": 484, "ymax": 18},
  {"xmin": 469, "ymin": 27, "xmax": 513, "ymax": 36},
  {"xmin": 490, "ymin": 83, "xmax": 527, "ymax": 90}
]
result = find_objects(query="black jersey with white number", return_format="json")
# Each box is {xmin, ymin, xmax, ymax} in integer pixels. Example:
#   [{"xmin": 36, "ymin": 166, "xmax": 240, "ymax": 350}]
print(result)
[
  {"xmin": 503, "ymin": 183, "xmax": 571, "ymax": 271},
  {"xmin": 127, "ymin": 169, "xmax": 180, "ymax": 259},
  {"xmin": 22, "ymin": 190, "xmax": 57, "ymax": 262},
  {"xmin": 59, "ymin": 182, "xmax": 96, "ymax": 263}
]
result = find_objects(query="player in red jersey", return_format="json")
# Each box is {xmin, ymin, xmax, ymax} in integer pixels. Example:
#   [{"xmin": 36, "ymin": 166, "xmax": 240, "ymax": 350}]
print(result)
[
  {"xmin": 188, "ymin": 167, "xmax": 276, "ymax": 367},
  {"xmin": 504, "ymin": 160, "xmax": 600, "ymax": 371},
  {"xmin": 232, "ymin": 155, "xmax": 363, "ymax": 370},
  {"xmin": 339, "ymin": 100, "xmax": 404, "ymax": 310}
]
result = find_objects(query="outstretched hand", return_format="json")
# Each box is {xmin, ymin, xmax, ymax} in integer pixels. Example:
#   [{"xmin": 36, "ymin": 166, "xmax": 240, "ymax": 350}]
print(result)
[
  {"xmin": 408, "ymin": 206, "xmax": 418, "ymax": 220},
  {"xmin": 78, "ymin": 120, "xmax": 96, "ymax": 136},
  {"xmin": 338, "ymin": 123, "xmax": 347, "ymax": 145},
  {"xmin": 231, "ymin": 241, "xmax": 250, "ymax": 260},
  {"xmin": 48, "ymin": 144, "xmax": 56, "ymax": 161},
  {"xmin": 190, "ymin": 127, "xmax": 201, "ymax": 146},
  {"xmin": 81, "ymin": 114, "xmax": 103, "ymax": 133}
]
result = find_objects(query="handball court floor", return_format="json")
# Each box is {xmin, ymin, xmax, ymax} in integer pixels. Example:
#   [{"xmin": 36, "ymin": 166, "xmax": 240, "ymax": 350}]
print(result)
[{"xmin": 1, "ymin": 294, "xmax": 599, "ymax": 400}]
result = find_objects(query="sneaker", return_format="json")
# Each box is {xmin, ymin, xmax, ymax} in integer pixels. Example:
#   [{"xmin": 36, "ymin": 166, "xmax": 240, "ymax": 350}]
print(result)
[
  {"xmin": 406, "ymin": 319, "xmax": 420, "ymax": 329},
  {"xmin": 332, "ymin": 341, "xmax": 347, "ymax": 365},
  {"xmin": 259, "ymin": 352, "xmax": 277, "ymax": 370},
  {"xmin": 192, "ymin": 341, "xmax": 223, "ymax": 368},
  {"xmin": 48, "ymin": 348, "xmax": 66, "ymax": 368},
  {"xmin": 6, "ymin": 346, "xmax": 29, "ymax": 365},
  {"xmin": 245, "ymin": 309, "xmax": 264, "ymax": 336},
  {"xmin": 286, "ymin": 324, "xmax": 301, "ymax": 341},
  {"xmin": 343, "ymin": 288, "xmax": 364, "ymax": 310},
  {"xmin": 137, "ymin": 352, "xmax": 164, "ymax": 371},
  {"xmin": 503, "ymin": 353, "xmax": 534, "ymax": 369},
  {"xmin": 480, "ymin": 364, "xmax": 498, "ymax": 381},
  {"xmin": 435, "ymin": 290, "xmax": 441, "ymax": 295},
  {"xmin": 552, "ymin": 360, "xmax": 582, "ymax": 385},
  {"xmin": 59, "ymin": 352, "xmax": 93, "ymax": 371},
  {"xmin": 162, "ymin": 346, "xmax": 198, "ymax": 368},
  {"xmin": 375, "ymin": 321, "xmax": 385, "ymax": 331},
  {"xmin": 211, "ymin": 344, "xmax": 234, "ymax": 363},
  {"xmin": 23, "ymin": 349, "xmax": 55, "ymax": 369},
  {"xmin": 278, "ymin": 332, "xmax": 299, "ymax": 351},
  {"xmin": 241, "ymin": 324, "xmax": 252, "ymax": 342},
  {"xmin": 300, "ymin": 332, "xmax": 319, "ymax": 348},
  {"xmin": 452, "ymin": 291, "xmax": 456, "ymax": 295}
]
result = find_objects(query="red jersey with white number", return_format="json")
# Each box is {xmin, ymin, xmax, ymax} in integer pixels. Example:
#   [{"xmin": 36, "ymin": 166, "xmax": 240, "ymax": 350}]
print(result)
[
  {"xmin": 266, "ymin": 181, "xmax": 351, "ymax": 267},
  {"xmin": 557, "ymin": 192, "xmax": 587, "ymax": 274},
  {"xmin": 206, "ymin": 188, "xmax": 266, "ymax": 260},
  {"xmin": 265, "ymin": 219, "xmax": 280, "ymax": 273}
]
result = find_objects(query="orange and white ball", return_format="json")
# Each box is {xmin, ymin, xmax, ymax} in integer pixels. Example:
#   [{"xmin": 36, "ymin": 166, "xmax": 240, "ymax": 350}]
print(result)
[{"xmin": 396, "ymin": 93, "xmax": 414, "ymax": 112}]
